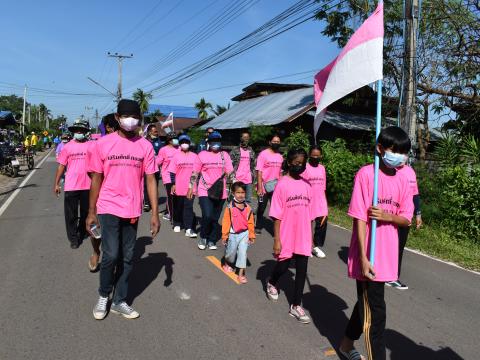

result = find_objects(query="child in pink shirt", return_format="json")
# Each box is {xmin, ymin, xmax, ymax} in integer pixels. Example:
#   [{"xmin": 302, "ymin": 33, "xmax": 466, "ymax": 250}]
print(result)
[
  {"xmin": 168, "ymin": 134, "xmax": 198, "ymax": 237},
  {"xmin": 302, "ymin": 145, "xmax": 328, "ymax": 259},
  {"xmin": 255, "ymin": 134, "xmax": 284, "ymax": 234},
  {"xmin": 339, "ymin": 126, "xmax": 414, "ymax": 360},
  {"xmin": 266, "ymin": 148, "xmax": 315, "ymax": 324},
  {"xmin": 156, "ymin": 132, "xmax": 179, "ymax": 221}
]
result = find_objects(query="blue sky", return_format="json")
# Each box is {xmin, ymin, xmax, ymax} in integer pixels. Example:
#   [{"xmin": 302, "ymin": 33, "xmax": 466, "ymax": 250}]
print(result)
[{"xmin": 0, "ymin": 0, "xmax": 341, "ymax": 123}]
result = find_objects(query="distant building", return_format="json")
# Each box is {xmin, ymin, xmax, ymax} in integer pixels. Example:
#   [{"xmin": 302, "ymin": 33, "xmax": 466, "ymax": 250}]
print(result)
[
  {"xmin": 145, "ymin": 104, "xmax": 202, "ymax": 136},
  {"xmin": 202, "ymin": 82, "xmax": 403, "ymax": 145}
]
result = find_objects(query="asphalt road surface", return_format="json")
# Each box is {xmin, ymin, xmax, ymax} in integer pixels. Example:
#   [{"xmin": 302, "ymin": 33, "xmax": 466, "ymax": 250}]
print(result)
[{"xmin": 0, "ymin": 151, "xmax": 478, "ymax": 360}]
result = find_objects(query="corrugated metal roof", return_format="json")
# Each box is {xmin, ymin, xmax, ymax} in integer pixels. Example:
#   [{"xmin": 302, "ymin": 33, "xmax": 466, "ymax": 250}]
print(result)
[
  {"xmin": 305, "ymin": 110, "xmax": 397, "ymax": 131},
  {"xmin": 146, "ymin": 104, "xmax": 198, "ymax": 119},
  {"xmin": 202, "ymin": 87, "xmax": 314, "ymax": 130}
]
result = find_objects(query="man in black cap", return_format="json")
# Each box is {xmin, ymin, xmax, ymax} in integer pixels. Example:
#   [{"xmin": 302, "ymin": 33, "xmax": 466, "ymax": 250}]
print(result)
[
  {"xmin": 54, "ymin": 119, "xmax": 92, "ymax": 250},
  {"xmin": 86, "ymin": 99, "xmax": 160, "ymax": 320}
]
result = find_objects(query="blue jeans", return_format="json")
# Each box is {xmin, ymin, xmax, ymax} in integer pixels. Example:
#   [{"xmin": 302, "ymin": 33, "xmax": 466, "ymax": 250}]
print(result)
[
  {"xmin": 224, "ymin": 230, "xmax": 249, "ymax": 269},
  {"xmin": 98, "ymin": 214, "xmax": 138, "ymax": 304},
  {"xmin": 199, "ymin": 196, "xmax": 225, "ymax": 244}
]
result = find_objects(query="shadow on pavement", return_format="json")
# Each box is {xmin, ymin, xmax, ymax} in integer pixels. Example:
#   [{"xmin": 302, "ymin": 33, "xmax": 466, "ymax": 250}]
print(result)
[
  {"xmin": 256, "ymin": 259, "xmax": 295, "ymax": 302},
  {"xmin": 0, "ymin": 183, "xmax": 37, "ymax": 196},
  {"xmin": 303, "ymin": 276, "xmax": 350, "ymax": 350},
  {"xmin": 338, "ymin": 246, "xmax": 349, "ymax": 265},
  {"xmin": 127, "ymin": 236, "xmax": 175, "ymax": 304},
  {"xmin": 386, "ymin": 329, "xmax": 464, "ymax": 360}
]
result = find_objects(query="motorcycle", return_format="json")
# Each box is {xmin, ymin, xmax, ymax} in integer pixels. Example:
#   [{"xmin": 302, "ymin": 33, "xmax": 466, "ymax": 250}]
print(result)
[{"xmin": 0, "ymin": 142, "xmax": 20, "ymax": 177}]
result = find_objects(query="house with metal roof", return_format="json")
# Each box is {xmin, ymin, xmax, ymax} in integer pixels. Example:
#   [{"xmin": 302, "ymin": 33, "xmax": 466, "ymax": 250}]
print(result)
[{"xmin": 201, "ymin": 82, "xmax": 403, "ymax": 145}]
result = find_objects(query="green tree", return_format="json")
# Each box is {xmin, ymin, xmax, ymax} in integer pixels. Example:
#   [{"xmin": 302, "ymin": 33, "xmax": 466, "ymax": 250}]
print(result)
[
  {"xmin": 284, "ymin": 126, "xmax": 311, "ymax": 153},
  {"xmin": 248, "ymin": 123, "xmax": 273, "ymax": 150},
  {"xmin": 132, "ymin": 88, "xmax": 153, "ymax": 115},
  {"xmin": 0, "ymin": 95, "xmax": 25, "ymax": 114},
  {"xmin": 194, "ymin": 97, "xmax": 212, "ymax": 121},
  {"xmin": 211, "ymin": 103, "xmax": 230, "ymax": 116}
]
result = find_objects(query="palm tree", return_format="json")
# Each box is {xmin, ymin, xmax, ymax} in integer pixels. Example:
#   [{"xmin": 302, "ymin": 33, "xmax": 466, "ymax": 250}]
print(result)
[
  {"xmin": 194, "ymin": 97, "xmax": 212, "ymax": 121},
  {"xmin": 132, "ymin": 88, "xmax": 153, "ymax": 115},
  {"xmin": 211, "ymin": 103, "xmax": 230, "ymax": 116},
  {"xmin": 148, "ymin": 109, "xmax": 164, "ymax": 124}
]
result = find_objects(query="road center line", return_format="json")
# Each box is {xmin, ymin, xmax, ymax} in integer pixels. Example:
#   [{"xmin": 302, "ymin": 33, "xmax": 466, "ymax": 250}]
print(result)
[
  {"xmin": 206, "ymin": 255, "xmax": 240, "ymax": 285},
  {"xmin": 0, "ymin": 149, "xmax": 53, "ymax": 218}
]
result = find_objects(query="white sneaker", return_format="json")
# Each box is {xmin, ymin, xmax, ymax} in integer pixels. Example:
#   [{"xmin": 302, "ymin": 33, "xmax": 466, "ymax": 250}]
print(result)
[
  {"xmin": 207, "ymin": 242, "xmax": 217, "ymax": 250},
  {"xmin": 312, "ymin": 247, "xmax": 326, "ymax": 258},
  {"xmin": 185, "ymin": 229, "xmax": 197, "ymax": 238},
  {"xmin": 93, "ymin": 296, "xmax": 109, "ymax": 320},
  {"xmin": 173, "ymin": 226, "xmax": 181, "ymax": 233},
  {"xmin": 110, "ymin": 302, "xmax": 140, "ymax": 319}
]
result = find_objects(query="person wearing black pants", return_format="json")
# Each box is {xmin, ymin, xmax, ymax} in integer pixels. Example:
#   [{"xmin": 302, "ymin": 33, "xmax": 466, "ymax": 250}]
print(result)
[
  {"xmin": 64, "ymin": 190, "xmax": 89, "ymax": 247},
  {"xmin": 312, "ymin": 216, "xmax": 328, "ymax": 257},
  {"xmin": 344, "ymin": 281, "xmax": 386, "ymax": 360},
  {"xmin": 255, "ymin": 192, "xmax": 273, "ymax": 231},
  {"xmin": 172, "ymin": 195, "xmax": 195, "ymax": 233},
  {"xmin": 269, "ymin": 254, "xmax": 309, "ymax": 307}
]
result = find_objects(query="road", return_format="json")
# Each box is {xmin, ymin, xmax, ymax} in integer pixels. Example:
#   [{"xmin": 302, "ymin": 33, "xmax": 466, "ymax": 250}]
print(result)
[{"xmin": 0, "ymin": 151, "xmax": 478, "ymax": 360}]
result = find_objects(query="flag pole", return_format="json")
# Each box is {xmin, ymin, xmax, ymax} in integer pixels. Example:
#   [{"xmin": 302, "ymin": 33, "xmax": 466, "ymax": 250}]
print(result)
[{"xmin": 370, "ymin": 0, "xmax": 384, "ymax": 265}]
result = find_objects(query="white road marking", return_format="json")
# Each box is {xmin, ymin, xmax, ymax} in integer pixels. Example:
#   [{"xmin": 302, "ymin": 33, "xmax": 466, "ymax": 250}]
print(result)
[
  {"xmin": 330, "ymin": 223, "xmax": 480, "ymax": 276},
  {"xmin": 0, "ymin": 149, "xmax": 53, "ymax": 218}
]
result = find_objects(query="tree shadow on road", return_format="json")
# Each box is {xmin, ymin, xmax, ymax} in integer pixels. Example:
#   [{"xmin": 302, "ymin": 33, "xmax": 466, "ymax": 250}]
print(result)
[
  {"xmin": 126, "ymin": 236, "xmax": 174, "ymax": 305},
  {"xmin": 386, "ymin": 329, "xmax": 464, "ymax": 360},
  {"xmin": 0, "ymin": 183, "xmax": 37, "ymax": 196},
  {"xmin": 303, "ymin": 276, "xmax": 350, "ymax": 351}
]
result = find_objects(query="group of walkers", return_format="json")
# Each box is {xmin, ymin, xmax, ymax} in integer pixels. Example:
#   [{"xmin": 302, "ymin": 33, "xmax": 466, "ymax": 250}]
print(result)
[{"xmin": 53, "ymin": 98, "xmax": 422, "ymax": 360}]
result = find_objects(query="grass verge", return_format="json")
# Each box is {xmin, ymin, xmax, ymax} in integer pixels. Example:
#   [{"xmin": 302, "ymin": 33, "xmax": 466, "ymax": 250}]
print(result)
[{"xmin": 328, "ymin": 204, "xmax": 480, "ymax": 272}]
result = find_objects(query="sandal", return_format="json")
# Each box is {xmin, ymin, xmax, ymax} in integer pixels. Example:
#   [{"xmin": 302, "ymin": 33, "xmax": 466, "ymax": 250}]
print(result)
[
  {"xmin": 88, "ymin": 254, "xmax": 100, "ymax": 272},
  {"xmin": 238, "ymin": 275, "xmax": 248, "ymax": 284},
  {"xmin": 339, "ymin": 348, "xmax": 365, "ymax": 360}
]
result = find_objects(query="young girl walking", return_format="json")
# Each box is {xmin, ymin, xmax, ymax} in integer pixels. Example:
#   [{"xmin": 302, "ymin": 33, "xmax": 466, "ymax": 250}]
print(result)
[
  {"xmin": 302, "ymin": 146, "xmax": 328, "ymax": 258},
  {"xmin": 265, "ymin": 148, "xmax": 315, "ymax": 324},
  {"xmin": 221, "ymin": 182, "xmax": 255, "ymax": 284}
]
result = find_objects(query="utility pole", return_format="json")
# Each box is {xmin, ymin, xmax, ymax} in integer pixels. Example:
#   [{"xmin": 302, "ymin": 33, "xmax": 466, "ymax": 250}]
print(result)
[
  {"xmin": 95, "ymin": 109, "xmax": 99, "ymax": 130},
  {"xmin": 22, "ymin": 85, "xmax": 27, "ymax": 136},
  {"xmin": 28, "ymin": 105, "xmax": 31, "ymax": 125},
  {"xmin": 399, "ymin": 0, "xmax": 419, "ymax": 150},
  {"xmin": 107, "ymin": 52, "xmax": 133, "ymax": 101}
]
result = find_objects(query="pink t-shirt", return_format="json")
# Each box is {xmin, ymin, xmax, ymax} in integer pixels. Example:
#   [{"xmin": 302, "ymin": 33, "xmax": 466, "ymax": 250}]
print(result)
[
  {"xmin": 256, "ymin": 149, "xmax": 283, "ymax": 185},
  {"xmin": 302, "ymin": 163, "xmax": 328, "ymax": 217},
  {"xmin": 156, "ymin": 145, "xmax": 179, "ymax": 184},
  {"xmin": 347, "ymin": 164, "xmax": 414, "ymax": 282},
  {"xmin": 235, "ymin": 148, "xmax": 252, "ymax": 184},
  {"xmin": 194, "ymin": 151, "xmax": 234, "ymax": 199},
  {"xmin": 167, "ymin": 150, "xmax": 198, "ymax": 196},
  {"xmin": 87, "ymin": 132, "xmax": 158, "ymax": 219},
  {"xmin": 269, "ymin": 176, "xmax": 315, "ymax": 260},
  {"xmin": 57, "ymin": 140, "xmax": 92, "ymax": 191},
  {"xmin": 396, "ymin": 165, "xmax": 419, "ymax": 196}
]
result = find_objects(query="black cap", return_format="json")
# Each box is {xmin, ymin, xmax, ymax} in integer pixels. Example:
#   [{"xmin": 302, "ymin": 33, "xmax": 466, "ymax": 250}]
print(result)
[{"xmin": 117, "ymin": 99, "xmax": 141, "ymax": 116}]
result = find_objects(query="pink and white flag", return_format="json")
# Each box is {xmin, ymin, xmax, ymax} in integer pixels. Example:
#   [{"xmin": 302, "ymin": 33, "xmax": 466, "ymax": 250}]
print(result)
[
  {"xmin": 161, "ymin": 112, "xmax": 174, "ymax": 129},
  {"xmin": 313, "ymin": 3, "xmax": 384, "ymax": 138}
]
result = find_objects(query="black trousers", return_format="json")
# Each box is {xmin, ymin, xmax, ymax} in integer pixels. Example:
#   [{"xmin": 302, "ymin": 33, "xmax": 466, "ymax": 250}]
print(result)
[
  {"xmin": 64, "ymin": 190, "xmax": 89, "ymax": 246},
  {"xmin": 345, "ymin": 280, "xmax": 386, "ymax": 360},
  {"xmin": 173, "ymin": 195, "xmax": 195, "ymax": 230},
  {"xmin": 164, "ymin": 183, "xmax": 174, "ymax": 217},
  {"xmin": 269, "ymin": 254, "xmax": 309, "ymax": 306},
  {"xmin": 313, "ymin": 216, "xmax": 328, "ymax": 247},
  {"xmin": 256, "ymin": 192, "xmax": 273, "ymax": 230},
  {"xmin": 398, "ymin": 226, "xmax": 410, "ymax": 278}
]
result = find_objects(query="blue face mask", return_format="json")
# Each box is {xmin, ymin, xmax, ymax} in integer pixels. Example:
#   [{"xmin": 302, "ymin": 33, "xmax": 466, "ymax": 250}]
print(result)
[
  {"xmin": 210, "ymin": 142, "xmax": 221, "ymax": 151},
  {"xmin": 382, "ymin": 151, "xmax": 407, "ymax": 168},
  {"xmin": 172, "ymin": 139, "xmax": 179, "ymax": 146}
]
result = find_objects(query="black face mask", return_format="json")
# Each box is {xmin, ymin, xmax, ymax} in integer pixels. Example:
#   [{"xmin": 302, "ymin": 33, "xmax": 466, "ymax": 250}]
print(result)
[
  {"xmin": 271, "ymin": 143, "xmax": 280, "ymax": 151},
  {"xmin": 309, "ymin": 157, "xmax": 321, "ymax": 167},
  {"xmin": 289, "ymin": 164, "xmax": 306, "ymax": 176},
  {"xmin": 240, "ymin": 140, "xmax": 249, "ymax": 148}
]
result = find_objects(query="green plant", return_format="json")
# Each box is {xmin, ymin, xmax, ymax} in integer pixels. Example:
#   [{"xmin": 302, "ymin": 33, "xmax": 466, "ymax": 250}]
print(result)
[
  {"xmin": 461, "ymin": 135, "xmax": 480, "ymax": 165},
  {"xmin": 284, "ymin": 126, "xmax": 310, "ymax": 153},
  {"xmin": 434, "ymin": 133, "xmax": 461, "ymax": 165},
  {"xmin": 186, "ymin": 127, "xmax": 205, "ymax": 146},
  {"xmin": 320, "ymin": 139, "xmax": 372, "ymax": 205},
  {"xmin": 248, "ymin": 123, "xmax": 273, "ymax": 150}
]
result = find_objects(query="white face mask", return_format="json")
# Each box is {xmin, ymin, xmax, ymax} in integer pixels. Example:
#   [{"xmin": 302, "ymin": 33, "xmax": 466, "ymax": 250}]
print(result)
[
  {"xmin": 73, "ymin": 133, "xmax": 85, "ymax": 141},
  {"xmin": 119, "ymin": 117, "xmax": 139, "ymax": 132},
  {"xmin": 180, "ymin": 143, "xmax": 190, "ymax": 151}
]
